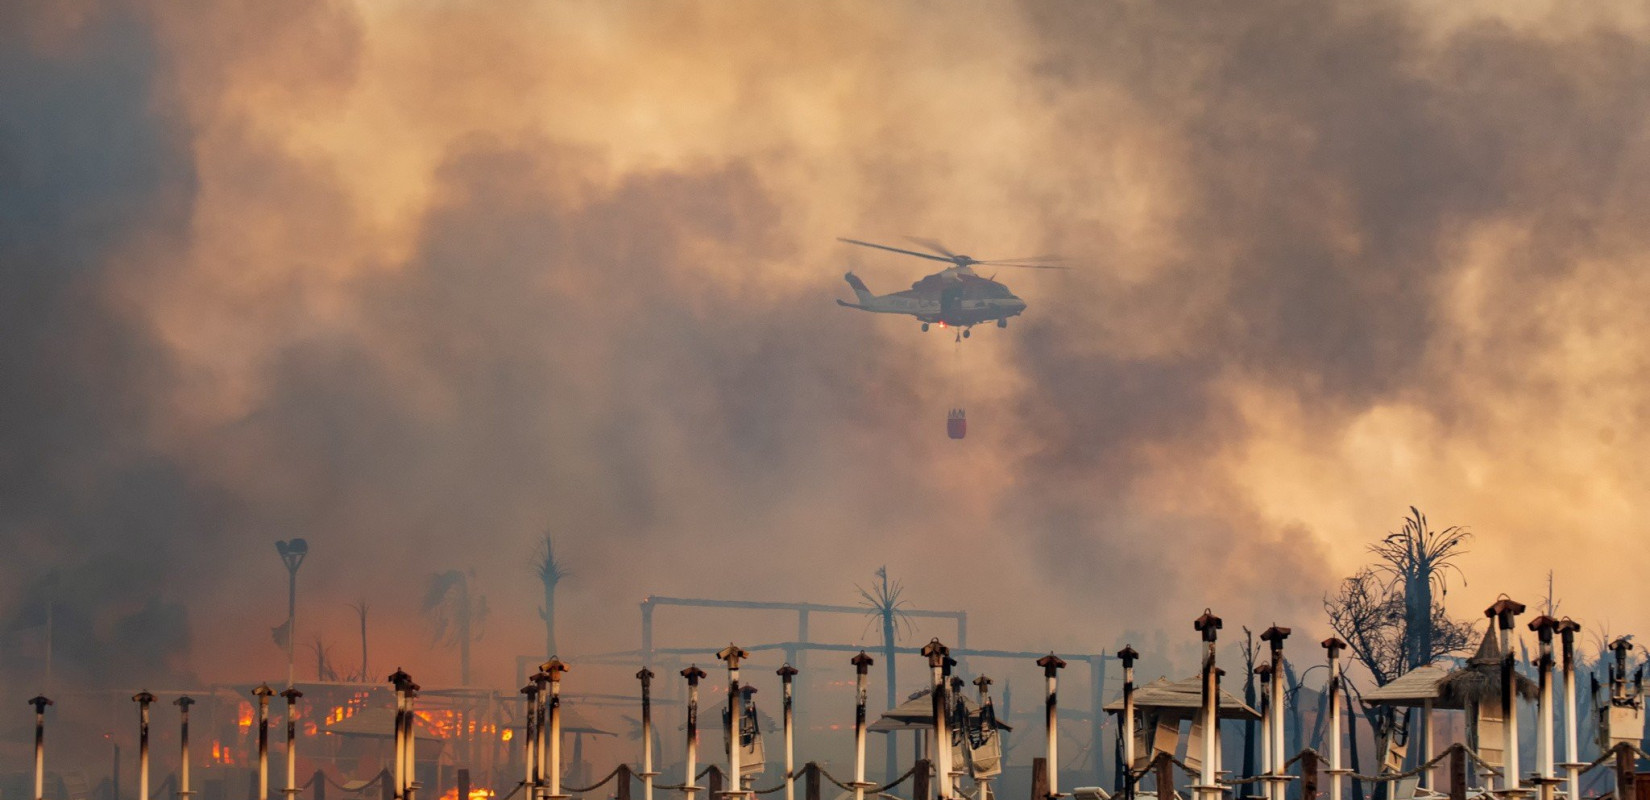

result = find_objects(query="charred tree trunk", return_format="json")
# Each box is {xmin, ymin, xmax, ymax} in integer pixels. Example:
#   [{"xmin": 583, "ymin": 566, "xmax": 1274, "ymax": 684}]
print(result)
[
  {"xmin": 884, "ymin": 609, "xmax": 898, "ymax": 782},
  {"xmin": 1346, "ymin": 684, "xmax": 1366, "ymax": 800}
]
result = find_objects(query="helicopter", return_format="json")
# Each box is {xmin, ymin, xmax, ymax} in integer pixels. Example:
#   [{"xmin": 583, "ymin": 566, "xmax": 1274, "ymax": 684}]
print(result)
[{"xmin": 834, "ymin": 237, "xmax": 1067, "ymax": 338}]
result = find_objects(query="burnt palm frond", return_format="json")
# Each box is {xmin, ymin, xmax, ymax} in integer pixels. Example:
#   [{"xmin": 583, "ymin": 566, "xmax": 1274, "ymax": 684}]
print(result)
[
  {"xmin": 1368, "ymin": 507, "xmax": 1471, "ymax": 597},
  {"xmin": 536, "ymin": 532, "xmax": 568, "ymax": 585},
  {"xmin": 857, "ymin": 566, "xmax": 915, "ymax": 642}
]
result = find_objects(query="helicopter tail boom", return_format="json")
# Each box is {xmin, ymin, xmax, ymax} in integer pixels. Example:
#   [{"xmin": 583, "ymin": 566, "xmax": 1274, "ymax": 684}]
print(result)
[{"xmin": 844, "ymin": 272, "xmax": 876, "ymax": 304}]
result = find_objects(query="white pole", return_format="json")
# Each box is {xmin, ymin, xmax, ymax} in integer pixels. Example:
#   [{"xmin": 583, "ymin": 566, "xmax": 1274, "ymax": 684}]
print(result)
[
  {"xmin": 1324, "ymin": 639, "xmax": 1346, "ymax": 800},
  {"xmin": 546, "ymin": 661, "xmax": 566, "ymax": 799},
  {"xmin": 1487, "ymin": 598, "xmax": 1526, "ymax": 795},
  {"xmin": 639, "ymin": 670, "xmax": 657, "ymax": 800},
  {"xmin": 1265, "ymin": 628, "xmax": 1288, "ymax": 796},
  {"xmin": 852, "ymin": 653, "xmax": 874, "ymax": 800},
  {"xmin": 1560, "ymin": 620, "xmax": 1581, "ymax": 800},
  {"xmin": 282, "ymin": 689, "xmax": 301, "ymax": 800},
  {"xmin": 923, "ymin": 641, "xmax": 952, "ymax": 800},
  {"xmin": 255, "ymin": 685, "xmax": 274, "ymax": 800},
  {"xmin": 406, "ymin": 688, "xmax": 420, "ymax": 800},
  {"xmin": 684, "ymin": 666, "xmax": 706, "ymax": 798},
  {"xmin": 1257, "ymin": 666, "xmax": 1273, "ymax": 800},
  {"xmin": 717, "ymin": 646, "xmax": 748, "ymax": 797},
  {"xmin": 780, "ymin": 665, "xmax": 798, "ymax": 800},
  {"xmin": 1421, "ymin": 699, "xmax": 1434, "ymax": 793},
  {"xmin": 391, "ymin": 673, "xmax": 408, "ymax": 800},
  {"xmin": 136, "ymin": 693, "xmax": 154, "ymax": 800},
  {"xmin": 1118, "ymin": 648, "xmax": 1138, "ymax": 799},
  {"xmin": 177, "ymin": 697, "xmax": 195, "ymax": 799},
  {"xmin": 1193, "ymin": 612, "xmax": 1222, "ymax": 800},
  {"xmin": 1038, "ymin": 653, "xmax": 1066, "ymax": 800},
  {"xmin": 32, "ymin": 697, "xmax": 51, "ymax": 800}
]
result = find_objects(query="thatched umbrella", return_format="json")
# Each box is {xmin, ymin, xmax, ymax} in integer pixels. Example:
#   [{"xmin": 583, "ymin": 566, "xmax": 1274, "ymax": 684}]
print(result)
[{"xmin": 1440, "ymin": 628, "xmax": 1539, "ymax": 707}]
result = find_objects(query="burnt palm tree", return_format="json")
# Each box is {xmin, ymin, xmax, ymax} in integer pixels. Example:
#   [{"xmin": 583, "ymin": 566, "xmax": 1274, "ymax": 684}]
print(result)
[
  {"xmin": 536, "ymin": 533, "xmax": 568, "ymax": 658},
  {"xmin": 859, "ymin": 567, "xmax": 913, "ymax": 781},
  {"xmin": 423, "ymin": 569, "xmax": 488, "ymax": 685},
  {"xmin": 1368, "ymin": 507, "xmax": 1471, "ymax": 671}
]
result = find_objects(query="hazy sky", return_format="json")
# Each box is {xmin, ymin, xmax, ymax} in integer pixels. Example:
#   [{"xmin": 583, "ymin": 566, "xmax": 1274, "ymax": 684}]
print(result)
[{"xmin": 5, "ymin": 0, "xmax": 1650, "ymax": 707}]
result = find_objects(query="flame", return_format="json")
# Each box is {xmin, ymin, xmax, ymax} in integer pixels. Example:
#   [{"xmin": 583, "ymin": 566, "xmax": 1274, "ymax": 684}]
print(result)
[
  {"xmin": 237, "ymin": 702, "xmax": 254, "ymax": 729},
  {"xmin": 501, "ymin": 728, "xmax": 513, "ymax": 742},
  {"xmin": 438, "ymin": 789, "xmax": 495, "ymax": 800}
]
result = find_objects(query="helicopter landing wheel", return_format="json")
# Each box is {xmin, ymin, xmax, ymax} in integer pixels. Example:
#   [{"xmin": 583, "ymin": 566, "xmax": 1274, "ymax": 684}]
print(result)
[
  {"xmin": 962, "ymin": 329, "xmax": 971, "ymax": 339},
  {"xmin": 997, "ymin": 318, "xmax": 1007, "ymax": 329},
  {"xmin": 921, "ymin": 323, "xmax": 930, "ymax": 332}
]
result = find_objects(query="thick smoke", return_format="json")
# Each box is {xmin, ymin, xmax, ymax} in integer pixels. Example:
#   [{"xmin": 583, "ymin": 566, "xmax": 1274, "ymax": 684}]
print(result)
[{"xmin": 5, "ymin": 0, "xmax": 1650, "ymax": 727}]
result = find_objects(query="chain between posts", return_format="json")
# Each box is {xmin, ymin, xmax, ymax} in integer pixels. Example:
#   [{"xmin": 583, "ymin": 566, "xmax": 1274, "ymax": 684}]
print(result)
[
  {"xmin": 655, "ymin": 766, "xmax": 716, "ymax": 791},
  {"xmin": 297, "ymin": 741, "xmax": 1642, "ymax": 799},
  {"xmin": 563, "ymin": 767, "xmax": 624, "ymax": 794},
  {"xmin": 815, "ymin": 765, "xmax": 918, "ymax": 794}
]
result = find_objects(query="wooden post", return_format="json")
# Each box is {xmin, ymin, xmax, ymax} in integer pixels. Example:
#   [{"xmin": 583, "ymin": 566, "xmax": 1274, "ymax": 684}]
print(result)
[
  {"xmin": 1616, "ymin": 747, "xmax": 1634, "ymax": 800},
  {"xmin": 1155, "ymin": 756, "xmax": 1174, "ymax": 800},
  {"xmin": 1300, "ymin": 751, "xmax": 1318, "ymax": 800},
  {"xmin": 379, "ymin": 770, "xmax": 394, "ymax": 800},
  {"xmin": 314, "ymin": 772, "xmax": 327, "ymax": 800},
  {"xmin": 912, "ymin": 760, "xmax": 931, "ymax": 800},
  {"xmin": 617, "ymin": 766, "xmax": 632, "ymax": 800},
  {"xmin": 1447, "ymin": 747, "xmax": 1464, "ymax": 800},
  {"xmin": 1031, "ymin": 758, "xmax": 1050, "ymax": 800},
  {"xmin": 805, "ymin": 764, "xmax": 821, "ymax": 800},
  {"xmin": 707, "ymin": 767, "xmax": 723, "ymax": 800}
]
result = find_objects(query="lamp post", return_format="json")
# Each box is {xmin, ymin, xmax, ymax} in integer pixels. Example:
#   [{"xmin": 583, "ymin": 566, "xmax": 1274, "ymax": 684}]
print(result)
[
  {"xmin": 778, "ymin": 664, "xmax": 799, "ymax": 800},
  {"xmin": 134, "ymin": 692, "xmax": 156, "ymax": 800},
  {"xmin": 1192, "ymin": 612, "xmax": 1221, "ymax": 800},
  {"xmin": 851, "ymin": 653, "xmax": 876, "ymax": 800},
  {"xmin": 31, "ymin": 696, "xmax": 52, "ymax": 800},
  {"xmin": 1322, "ymin": 638, "xmax": 1347, "ymax": 800},
  {"xmin": 389, "ymin": 669, "xmax": 416, "ymax": 800},
  {"xmin": 532, "ymin": 669, "xmax": 551, "ymax": 800},
  {"xmin": 682, "ymin": 665, "xmax": 707, "ymax": 799},
  {"xmin": 275, "ymin": 539, "xmax": 309, "ymax": 688},
  {"xmin": 176, "ymin": 697, "xmax": 196, "ymax": 800},
  {"xmin": 404, "ymin": 682, "xmax": 421, "ymax": 800},
  {"xmin": 922, "ymin": 639, "xmax": 953, "ymax": 800},
  {"xmin": 1254, "ymin": 664, "xmax": 1273, "ymax": 800},
  {"xmin": 521, "ymin": 683, "xmax": 540, "ymax": 795},
  {"xmin": 716, "ymin": 645, "xmax": 750, "ymax": 798},
  {"xmin": 1260, "ymin": 626, "xmax": 1291, "ymax": 800},
  {"xmin": 1117, "ymin": 647, "xmax": 1139, "ymax": 800},
  {"xmin": 639, "ymin": 668, "xmax": 658, "ymax": 800},
  {"xmin": 254, "ymin": 684, "xmax": 276, "ymax": 800},
  {"xmin": 1037, "ymin": 654, "xmax": 1068, "ymax": 800},
  {"xmin": 540, "ymin": 660, "xmax": 569, "ymax": 800},
  {"xmin": 1529, "ymin": 615, "xmax": 1560, "ymax": 800},
  {"xmin": 281, "ymin": 688, "xmax": 303, "ymax": 800},
  {"xmin": 1486, "ymin": 597, "xmax": 1526, "ymax": 795},
  {"xmin": 1557, "ymin": 619, "xmax": 1583, "ymax": 800}
]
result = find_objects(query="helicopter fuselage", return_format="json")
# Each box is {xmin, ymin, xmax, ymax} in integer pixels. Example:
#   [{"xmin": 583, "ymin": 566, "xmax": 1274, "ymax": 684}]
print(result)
[{"xmin": 837, "ymin": 267, "xmax": 1027, "ymax": 329}]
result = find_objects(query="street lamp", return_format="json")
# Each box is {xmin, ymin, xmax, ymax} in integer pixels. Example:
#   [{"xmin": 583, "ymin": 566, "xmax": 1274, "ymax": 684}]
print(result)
[{"xmin": 275, "ymin": 539, "xmax": 309, "ymax": 688}]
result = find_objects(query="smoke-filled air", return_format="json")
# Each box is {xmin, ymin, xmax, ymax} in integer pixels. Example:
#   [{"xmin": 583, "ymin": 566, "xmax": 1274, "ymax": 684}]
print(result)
[{"xmin": 5, "ymin": 1, "xmax": 1650, "ymax": 798}]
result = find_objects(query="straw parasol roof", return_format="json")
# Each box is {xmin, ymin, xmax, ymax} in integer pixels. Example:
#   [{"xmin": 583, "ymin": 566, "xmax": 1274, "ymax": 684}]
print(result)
[
  {"xmin": 1437, "ymin": 628, "xmax": 1537, "ymax": 708},
  {"xmin": 1102, "ymin": 676, "xmax": 1261, "ymax": 720},
  {"xmin": 869, "ymin": 688, "xmax": 1013, "ymax": 733},
  {"xmin": 1361, "ymin": 665, "xmax": 1452, "ymax": 708}
]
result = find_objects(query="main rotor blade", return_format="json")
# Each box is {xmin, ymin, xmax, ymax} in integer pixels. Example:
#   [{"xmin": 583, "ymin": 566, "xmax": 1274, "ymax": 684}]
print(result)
[
  {"xmin": 974, "ymin": 261, "xmax": 1072, "ymax": 270},
  {"xmin": 977, "ymin": 255, "xmax": 1068, "ymax": 264},
  {"xmin": 904, "ymin": 236, "xmax": 962, "ymax": 260},
  {"xmin": 836, "ymin": 237, "xmax": 955, "ymax": 263}
]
